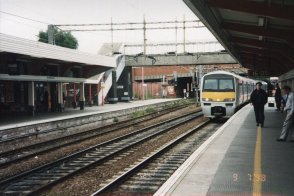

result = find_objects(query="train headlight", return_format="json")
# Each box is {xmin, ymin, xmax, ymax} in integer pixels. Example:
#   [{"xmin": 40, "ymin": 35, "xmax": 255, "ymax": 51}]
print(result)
[
  {"xmin": 224, "ymin": 98, "xmax": 235, "ymax": 102},
  {"xmin": 202, "ymin": 98, "xmax": 213, "ymax": 101}
]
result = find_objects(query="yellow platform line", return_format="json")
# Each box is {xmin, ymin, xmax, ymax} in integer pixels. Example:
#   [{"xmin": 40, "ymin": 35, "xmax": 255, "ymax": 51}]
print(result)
[{"xmin": 253, "ymin": 126, "xmax": 262, "ymax": 196}]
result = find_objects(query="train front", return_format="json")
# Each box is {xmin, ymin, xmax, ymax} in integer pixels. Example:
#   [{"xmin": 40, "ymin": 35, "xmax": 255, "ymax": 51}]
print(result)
[{"xmin": 200, "ymin": 73, "xmax": 236, "ymax": 118}]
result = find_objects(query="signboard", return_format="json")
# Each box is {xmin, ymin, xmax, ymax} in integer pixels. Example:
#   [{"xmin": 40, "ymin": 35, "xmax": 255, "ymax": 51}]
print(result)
[{"xmin": 167, "ymin": 86, "xmax": 174, "ymax": 95}]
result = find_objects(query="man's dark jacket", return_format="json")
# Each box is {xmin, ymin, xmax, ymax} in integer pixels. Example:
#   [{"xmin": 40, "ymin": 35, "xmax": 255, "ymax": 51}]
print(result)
[{"xmin": 250, "ymin": 89, "xmax": 268, "ymax": 106}]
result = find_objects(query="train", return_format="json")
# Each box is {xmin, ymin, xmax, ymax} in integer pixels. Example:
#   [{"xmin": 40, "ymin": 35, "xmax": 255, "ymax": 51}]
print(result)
[{"xmin": 200, "ymin": 71, "xmax": 267, "ymax": 118}]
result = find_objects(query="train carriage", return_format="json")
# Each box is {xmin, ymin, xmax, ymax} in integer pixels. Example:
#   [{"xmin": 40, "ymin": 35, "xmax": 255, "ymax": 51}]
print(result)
[{"xmin": 200, "ymin": 71, "xmax": 266, "ymax": 118}]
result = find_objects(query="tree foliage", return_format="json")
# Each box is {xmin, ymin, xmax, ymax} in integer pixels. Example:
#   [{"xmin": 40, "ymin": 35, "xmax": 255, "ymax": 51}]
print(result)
[{"xmin": 38, "ymin": 26, "xmax": 78, "ymax": 49}]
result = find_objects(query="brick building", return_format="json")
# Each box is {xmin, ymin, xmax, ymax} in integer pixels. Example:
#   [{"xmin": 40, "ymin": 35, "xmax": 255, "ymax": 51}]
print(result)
[{"xmin": 132, "ymin": 64, "xmax": 247, "ymax": 99}]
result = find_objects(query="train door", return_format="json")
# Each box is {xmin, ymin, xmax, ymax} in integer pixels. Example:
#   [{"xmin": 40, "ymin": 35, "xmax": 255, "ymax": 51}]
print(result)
[
  {"xmin": 239, "ymin": 81, "xmax": 243, "ymax": 104},
  {"xmin": 241, "ymin": 81, "xmax": 244, "ymax": 103},
  {"xmin": 235, "ymin": 78, "xmax": 240, "ymax": 105},
  {"xmin": 246, "ymin": 83, "xmax": 249, "ymax": 101}
]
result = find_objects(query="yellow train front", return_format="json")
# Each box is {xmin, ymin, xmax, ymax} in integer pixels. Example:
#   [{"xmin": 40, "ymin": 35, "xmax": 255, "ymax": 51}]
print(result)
[{"xmin": 200, "ymin": 71, "xmax": 257, "ymax": 118}]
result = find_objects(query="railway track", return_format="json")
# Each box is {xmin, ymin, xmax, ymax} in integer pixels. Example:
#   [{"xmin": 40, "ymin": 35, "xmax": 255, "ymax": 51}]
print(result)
[
  {"xmin": 0, "ymin": 102, "xmax": 192, "ymax": 146},
  {"xmin": 92, "ymin": 120, "xmax": 221, "ymax": 195},
  {"xmin": 0, "ymin": 111, "xmax": 203, "ymax": 195},
  {"xmin": 0, "ymin": 104, "xmax": 198, "ymax": 168}
]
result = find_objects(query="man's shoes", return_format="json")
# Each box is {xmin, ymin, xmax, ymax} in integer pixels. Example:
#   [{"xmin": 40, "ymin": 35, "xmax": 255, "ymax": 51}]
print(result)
[
  {"xmin": 256, "ymin": 123, "xmax": 259, "ymax": 126},
  {"xmin": 289, "ymin": 140, "xmax": 294, "ymax": 142},
  {"xmin": 276, "ymin": 138, "xmax": 285, "ymax": 142},
  {"xmin": 261, "ymin": 123, "xmax": 264, "ymax": 127}
]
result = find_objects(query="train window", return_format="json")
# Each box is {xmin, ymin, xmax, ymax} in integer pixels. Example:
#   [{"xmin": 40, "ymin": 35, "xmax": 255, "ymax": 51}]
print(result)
[
  {"xmin": 219, "ymin": 79, "xmax": 234, "ymax": 90},
  {"xmin": 203, "ymin": 78, "xmax": 234, "ymax": 92},
  {"xmin": 203, "ymin": 79, "xmax": 218, "ymax": 90}
]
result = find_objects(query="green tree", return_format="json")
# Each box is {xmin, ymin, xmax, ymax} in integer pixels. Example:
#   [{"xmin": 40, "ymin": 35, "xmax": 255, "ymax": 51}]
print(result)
[{"xmin": 38, "ymin": 26, "xmax": 78, "ymax": 49}]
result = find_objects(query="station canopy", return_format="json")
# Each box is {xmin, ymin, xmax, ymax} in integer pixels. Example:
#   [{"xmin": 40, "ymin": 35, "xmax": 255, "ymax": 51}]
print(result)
[
  {"xmin": 0, "ymin": 33, "xmax": 116, "ymax": 81},
  {"xmin": 184, "ymin": 0, "xmax": 294, "ymax": 76}
]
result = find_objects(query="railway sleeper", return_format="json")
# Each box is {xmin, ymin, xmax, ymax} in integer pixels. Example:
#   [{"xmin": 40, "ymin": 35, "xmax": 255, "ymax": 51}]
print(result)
[
  {"xmin": 118, "ymin": 184, "xmax": 158, "ymax": 191},
  {"xmin": 27, "ymin": 176, "xmax": 59, "ymax": 180},
  {"xmin": 152, "ymin": 165, "xmax": 179, "ymax": 170},
  {"xmin": 54, "ymin": 168, "xmax": 76, "ymax": 173},
  {"xmin": 135, "ymin": 172, "xmax": 171, "ymax": 178},
  {"xmin": 130, "ymin": 175, "xmax": 167, "ymax": 181},
  {"xmin": 124, "ymin": 180, "xmax": 164, "ymax": 186},
  {"xmin": 66, "ymin": 162, "xmax": 89, "ymax": 167},
  {"xmin": 139, "ymin": 169, "xmax": 174, "ymax": 174},
  {"xmin": 2, "ymin": 190, "xmax": 31, "ymax": 195},
  {"xmin": 160, "ymin": 160, "xmax": 182, "ymax": 164}
]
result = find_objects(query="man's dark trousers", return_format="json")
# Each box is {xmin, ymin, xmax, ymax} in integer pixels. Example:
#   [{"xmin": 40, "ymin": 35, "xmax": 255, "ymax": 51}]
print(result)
[{"xmin": 254, "ymin": 105, "xmax": 265, "ymax": 124}]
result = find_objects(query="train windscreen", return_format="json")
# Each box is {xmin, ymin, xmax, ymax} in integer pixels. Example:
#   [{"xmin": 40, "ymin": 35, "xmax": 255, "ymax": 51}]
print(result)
[{"xmin": 203, "ymin": 77, "xmax": 234, "ymax": 92}]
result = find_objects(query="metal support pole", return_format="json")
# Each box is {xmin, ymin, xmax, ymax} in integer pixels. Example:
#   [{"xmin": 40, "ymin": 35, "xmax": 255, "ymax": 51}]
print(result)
[
  {"xmin": 28, "ymin": 81, "xmax": 35, "ymax": 116},
  {"xmin": 66, "ymin": 84, "xmax": 69, "ymax": 96},
  {"xmin": 195, "ymin": 66, "xmax": 198, "ymax": 106},
  {"xmin": 183, "ymin": 15, "xmax": 186, "ymax": 53},
  {"xmin": 102, "ymin": 78, "xmax": 104, "ymax": 106},
  {"xmin": 73, "ymin": 83, "xmax": 77, "ymax": 108},
  {"xmin": 111, "ymin": 17, "xmax": 114, "ymax": 55},
  {"xmin": 88, "ymin": 84, "xmax": 92, "ymax": 106},
  {"xmin": 175, "ymin": 17, "xmax": 177, "ymax": 54},
  {"xmin": 79, "ymin": 82, "xmax": 85, "ymax": 110},
  {"xmin": 48, "ymin": 25, "xmax": 55, "ymax": 45},
  {"xmin": 96, "ymin": 83, "xmax": 99, "ymax": 106},
  {"xmin": 142, "ymin": 15, "xmax": 146, "ymax": 100},
  {"xmin": 58, "ymin": 82, "xmax": 64, "ymax": 112},
  {"xmin": 47, "ymin": 82, "xmax": 51, "ymax": 111}
]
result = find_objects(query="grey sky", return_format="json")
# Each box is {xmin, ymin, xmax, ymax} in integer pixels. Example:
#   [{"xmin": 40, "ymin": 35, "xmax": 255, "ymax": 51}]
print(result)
[{"xmin": 0, "ymin": 0, "xmax": 217, "ymax": 53}]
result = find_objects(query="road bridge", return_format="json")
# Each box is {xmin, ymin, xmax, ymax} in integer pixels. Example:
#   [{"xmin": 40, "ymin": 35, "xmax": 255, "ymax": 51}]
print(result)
[{"xmin": 125, "ymin": 52, "xmax": 236, "ymax": 66}]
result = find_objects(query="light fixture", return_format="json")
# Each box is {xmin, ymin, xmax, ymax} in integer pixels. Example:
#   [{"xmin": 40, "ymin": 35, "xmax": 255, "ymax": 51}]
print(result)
[
  {"xmin": 16, "ymin": 58, "xmax": 31, "ymax": 62},
  {"xmin": 47, "ymin": 62, "xmax": 60, "ymax": 66},
  {"xmin": 258, "ymin": 17, "xmax": 265, "ymax": 26},
  {"xmin": 258, "ymin": 17, "xmax": 265, "ymax": 41}
]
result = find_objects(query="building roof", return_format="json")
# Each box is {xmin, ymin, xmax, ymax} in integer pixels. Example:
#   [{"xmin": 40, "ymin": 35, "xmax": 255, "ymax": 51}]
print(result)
[
  {"xmin": 0, "ymin": 33, "xmax": 116, "ymax": 68},
  {"xmin": 183, "ymin": 0, "xmax": 294, "ymax": 76}
]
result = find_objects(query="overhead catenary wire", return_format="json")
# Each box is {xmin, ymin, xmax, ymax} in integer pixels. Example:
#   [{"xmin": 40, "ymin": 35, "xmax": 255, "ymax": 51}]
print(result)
[
  {"xmin": 60, "ymin": 26, "xmax": 205, "ymax": 32},
  {"xmin": 0, "ymin": 15, "xmax": 46, "ymax": 31},
  {"xmin": 0, "ymin": 10, "xmax": 50, "ymax": 25},
  {"xmin": 52, "ymin": 18, "xmax": 207, "ymax": 54},
  {"xmin": 0, "ymin": 10, "xmax": 216, "ymax": 54},
  {"xmin": 54, "ymin": 20, "xmax": 201, "ymax": 27},
  {"xmin": 53, "ymin": 19, "xmax": 204, "ymax": 33}
]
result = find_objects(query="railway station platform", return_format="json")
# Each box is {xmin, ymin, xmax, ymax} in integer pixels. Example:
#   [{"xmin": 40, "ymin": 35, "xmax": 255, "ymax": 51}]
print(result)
[
  {"xmin": 0, "ymin": 98, "xmax": 179, "ymax": 131},
  {"xmin": 155, "ymin": 97, "xmax": 294, "ymax": 196}
]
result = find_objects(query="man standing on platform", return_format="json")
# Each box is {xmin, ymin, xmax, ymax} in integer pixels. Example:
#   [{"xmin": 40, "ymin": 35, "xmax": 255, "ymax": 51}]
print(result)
[
  {"xmin": 277, "ymin": 85, "xmax": 294, "ymax": 142},
  {"xmin": 250, "ymin": 82, "xmax": 268, "ymax": 127}
]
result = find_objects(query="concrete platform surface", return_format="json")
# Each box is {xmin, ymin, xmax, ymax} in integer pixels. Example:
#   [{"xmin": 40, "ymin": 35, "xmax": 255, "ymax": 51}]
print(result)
[
  {"xmin": 0, "ymin": 98, "xmax": 179, "ymax": 130},
  {"xmin": 155, "ymin": 98, "xmax": 294, "ymax": 196}
]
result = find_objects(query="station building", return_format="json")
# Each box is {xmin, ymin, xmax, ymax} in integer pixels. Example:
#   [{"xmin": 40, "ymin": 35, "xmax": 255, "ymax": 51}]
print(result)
[{"xmin": 0, "ymin": 33, "xmax": 116, "ymax": 116}]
